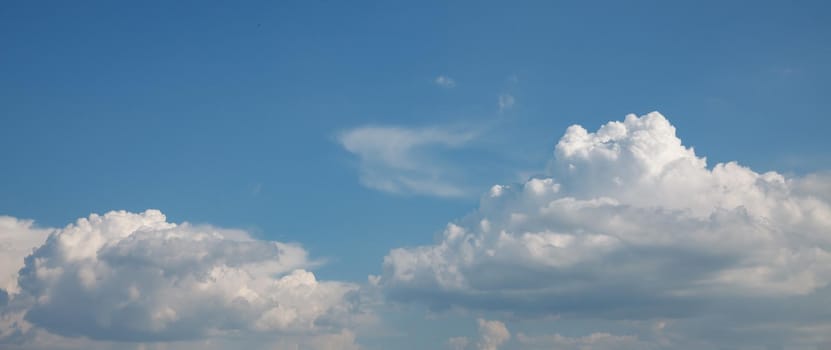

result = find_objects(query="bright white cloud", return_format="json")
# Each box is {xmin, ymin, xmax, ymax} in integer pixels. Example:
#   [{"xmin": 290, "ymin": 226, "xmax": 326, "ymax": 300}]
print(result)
[
  {"xmin": 476, "ymin": 319, "xmax": 510, "ymax": 350},
  {"xmin": 338, "ymin": 125, "xmax": 476, "ymax": 197},
  {"xmin": 380, "ymin": 112, "xmax": 831, "ymax": 348},
  {"xmin": 498, "ymin": 94, "xmax": 514, "ymax": 111},
  {"xmin": 0, "ymin": 216, "xmax": 51, "ymax": 296},
  {"xmin": 435, "ymin": 75, "xmax": 456, "ymax": 88},
  {"xmin": 0, "ymin": 210, "xmax": 367, "ymax": 347}
]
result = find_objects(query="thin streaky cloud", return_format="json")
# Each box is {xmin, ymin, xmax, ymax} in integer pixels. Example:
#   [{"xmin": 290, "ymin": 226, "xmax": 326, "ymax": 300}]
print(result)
[{"xmin": 338, "ymin": 125, "xmax": 476, "ymax": 197}]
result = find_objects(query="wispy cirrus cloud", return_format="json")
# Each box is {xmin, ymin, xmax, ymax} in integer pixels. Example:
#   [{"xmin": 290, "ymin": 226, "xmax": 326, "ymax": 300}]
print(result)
[{"xmin": 338, "ymin": 125, "xmax": 477, "ymax": 197}]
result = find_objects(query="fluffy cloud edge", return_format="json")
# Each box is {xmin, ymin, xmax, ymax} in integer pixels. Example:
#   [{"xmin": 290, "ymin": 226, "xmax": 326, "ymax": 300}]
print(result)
[
  {"xmin": 0, "ymin": 210, "xmax": 372, "ymax": 348},
  {"xmin": 380, "ymin": 111, "xmax": 831, "ymax": 348},
  {"xmin": 0, "ymin": 216, "xmax": 52, "ymax": 296}
]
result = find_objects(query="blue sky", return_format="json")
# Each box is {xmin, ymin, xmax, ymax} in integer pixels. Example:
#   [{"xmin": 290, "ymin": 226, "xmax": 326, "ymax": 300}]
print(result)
[{"xmin": 1, "ymin": 1, "xmax": 831, "ymax": 349}]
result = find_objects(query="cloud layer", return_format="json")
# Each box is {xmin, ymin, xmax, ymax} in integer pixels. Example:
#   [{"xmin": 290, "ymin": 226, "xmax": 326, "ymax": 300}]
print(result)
[
  {"xmin": 0, "ymin": 210, "xmax": 365, "ymax": 347},
  {"xmin": 381, "ymin": 112, "xmax": 831, "ymax": 347},
  {"xmin": 516, "ymin": 332, "xmax": 655, "ymax": 350},
  {"xmin": 3, "ymin": 112, "xmax": 830, "ymax": 349}
]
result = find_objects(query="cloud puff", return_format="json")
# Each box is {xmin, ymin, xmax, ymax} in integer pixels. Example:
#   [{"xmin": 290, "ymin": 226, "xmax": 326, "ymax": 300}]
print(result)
[
  {"xmin": 435, "ymin": 75, "xmax": 456, "ymax": 88},
  {"xmin": 381, "ymin": 112, "xmax": 831, "ymax": 347},
  {"xmin": 0, "ymin": 216, "xmax": 52, "ymax": 296},
  {"xmin": 0, "ymin": 210, "xmax": 365, "ymax": 345},
  {"xmin": 338, "ymin": 126, "xmax": 476, "ymax": 197},
  {"xmin": 476, "ymin": 319, "xmax": 510, "ymax": 350},
  {"xmin": 498, "ymin": 94, "xmax": 514, "ymax": 111},
  {"xmin": 446, "ymin": 319, "xmax": 510, "ymax": 350}
]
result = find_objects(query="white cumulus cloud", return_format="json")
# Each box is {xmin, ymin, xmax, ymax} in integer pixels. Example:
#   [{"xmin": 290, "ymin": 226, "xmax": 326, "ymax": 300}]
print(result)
[
  {"xmin": 0, "ymin": 210, "xmax": 367, "ymax": 347},
  {"xmin": 380, "ymin": 112, "xmax": 831, "ymax": 348},
  {"xmin": 476, "ymin": 319, "xmax": 510, "ymax": 350},
  {"xmin": 0, "ymin": 216, "xmax": 52, "ymax": 296}
]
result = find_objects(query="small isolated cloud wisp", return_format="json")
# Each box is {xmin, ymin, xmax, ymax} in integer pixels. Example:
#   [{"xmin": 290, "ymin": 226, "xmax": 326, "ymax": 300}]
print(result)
[
  {"xmin": 498, "ymin": 94, "xmax": 515, "ymax": 111},
  {"xmin": 435, "ymin": 75, "xmax": 456, "ymax": 88},
  {"xmin": 338, "ymin": 125, "xmax": 476, "ymax": 197}
]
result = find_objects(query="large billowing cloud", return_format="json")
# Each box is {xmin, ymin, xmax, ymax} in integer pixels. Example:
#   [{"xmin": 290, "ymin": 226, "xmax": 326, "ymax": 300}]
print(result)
[
  {"xmin": 0, "ymin": 210, "xmax": 367, "ymax": 347},
  {"xmin": 381, "ymin": 112, "xmax": 831, "ymax": 347}
]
